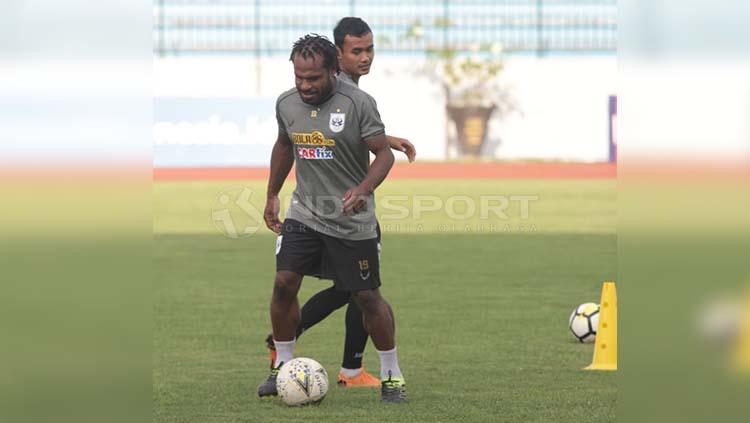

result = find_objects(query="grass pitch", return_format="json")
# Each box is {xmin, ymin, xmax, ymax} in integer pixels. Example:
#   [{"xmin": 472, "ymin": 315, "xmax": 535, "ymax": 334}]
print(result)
[{"xmin": 153, "ymin": 179, "xmax": 616, "ymax": 422}]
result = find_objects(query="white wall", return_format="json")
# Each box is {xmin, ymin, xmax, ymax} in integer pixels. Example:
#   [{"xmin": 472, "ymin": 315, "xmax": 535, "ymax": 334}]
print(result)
[
  {"xmin": 154, "ymin": 54, "xmax": 616, "ymax": 164},
  {"xmin": 496, "ymin": 56, "xmax": 616, "ymax": 162}
]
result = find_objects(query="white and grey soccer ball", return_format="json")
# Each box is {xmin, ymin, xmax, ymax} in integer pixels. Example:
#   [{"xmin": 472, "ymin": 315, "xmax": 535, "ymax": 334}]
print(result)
[
  {"xmin": 569, "ymin": 302, "xmax": 600, "ymax": 343},
  {"xmin": 276, "ymin": 358, "xmax": 329, "ymax": 406}
]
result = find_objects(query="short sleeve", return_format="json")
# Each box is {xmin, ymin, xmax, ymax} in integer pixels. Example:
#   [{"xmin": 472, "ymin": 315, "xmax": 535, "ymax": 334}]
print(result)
[
  {"xmin": 275, "ymin": 102, "xmax": 287, "ymax": 137},
  {"xmin": 358, "ymin": 94, "xmax": 385, "ymax": 140}
]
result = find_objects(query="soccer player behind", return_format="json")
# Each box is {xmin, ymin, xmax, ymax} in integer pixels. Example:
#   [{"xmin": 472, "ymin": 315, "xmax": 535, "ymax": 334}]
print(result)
[
  {"xmin": 257, "ymin": 34, "xmax": 407, "ymax": 403},
  {"xmin": 262, "ymin": 17, "xmax": 415, "ymax": 390}
]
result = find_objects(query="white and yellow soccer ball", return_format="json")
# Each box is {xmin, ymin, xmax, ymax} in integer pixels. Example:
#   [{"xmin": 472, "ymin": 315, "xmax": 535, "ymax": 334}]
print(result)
[
  {"xmin": 276, "ymin": 358, "xmax": 329, "ymax": 406},
  {"xmin": 569, "ymin": 302, "xmax": 600, "ymax": 343}
]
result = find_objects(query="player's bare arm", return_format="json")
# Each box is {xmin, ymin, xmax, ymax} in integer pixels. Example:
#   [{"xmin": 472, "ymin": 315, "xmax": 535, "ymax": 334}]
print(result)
[
  {"xmin": 386, "ymin": 135, "xmax": 416, "ymax": 162},
  {"xmin": 264, "ymin": 132, "xmax": 294, "ymax": 233},
  {"xmin": 342, "ymin": 133, "xmax": 393, "ymax": 215}
]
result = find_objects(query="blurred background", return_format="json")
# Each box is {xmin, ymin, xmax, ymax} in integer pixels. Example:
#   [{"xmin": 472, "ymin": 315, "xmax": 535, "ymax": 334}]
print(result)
[
  {"xmin": 2, "ymin": 1, "xmax": 749, "ymax": 422},
  {"xmin": 153, "ymin": 0, "xmax": 617, "ymax": 167}
]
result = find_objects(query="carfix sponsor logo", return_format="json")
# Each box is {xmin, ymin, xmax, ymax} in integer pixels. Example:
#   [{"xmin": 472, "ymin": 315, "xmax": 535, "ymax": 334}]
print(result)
[{"xmin": 298, "ymin": 147, "xmax": 334, "ymax": 160}]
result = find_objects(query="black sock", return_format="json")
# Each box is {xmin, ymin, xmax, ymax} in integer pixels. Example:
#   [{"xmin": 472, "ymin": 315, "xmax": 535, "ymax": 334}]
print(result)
[
  {"xmin": 342, "ymin": 299, "xmax": 369, "ymax": 370},
  {"xmin": 295, "ymin": 285, "xmax": 349, "ymax": 339}
]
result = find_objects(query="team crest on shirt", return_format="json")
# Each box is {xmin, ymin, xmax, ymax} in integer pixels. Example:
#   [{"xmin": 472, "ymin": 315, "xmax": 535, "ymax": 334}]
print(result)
[{"xmin": 329, "ymin": 112, "xmax": 345, "ymax": 133}]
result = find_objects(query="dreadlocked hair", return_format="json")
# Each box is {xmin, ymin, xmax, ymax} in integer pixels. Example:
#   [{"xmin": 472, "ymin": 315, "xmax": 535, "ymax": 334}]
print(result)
[{"xmin": 289, "ymin": 34, "xmax": 340, "ymax": 72}]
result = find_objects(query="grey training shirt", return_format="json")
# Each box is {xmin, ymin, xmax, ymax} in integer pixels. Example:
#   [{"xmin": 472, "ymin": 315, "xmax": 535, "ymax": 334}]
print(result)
[
  {"xmin": 337, "ymin": 71, "xmax": 357, "ymax": 87},
  {"xmin": 276, "ymin": 77, "xmax": 385, "ymax": 240}
]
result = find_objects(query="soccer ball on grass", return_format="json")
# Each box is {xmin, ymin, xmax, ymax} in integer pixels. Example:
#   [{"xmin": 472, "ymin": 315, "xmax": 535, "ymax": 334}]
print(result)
[
  {"xmin": 276, "ymin": 357, "xmax": 329, "ymax": 406},
  {"xmin": 569, "ymin": 302, "xmax": 600, "ymax": 343}
]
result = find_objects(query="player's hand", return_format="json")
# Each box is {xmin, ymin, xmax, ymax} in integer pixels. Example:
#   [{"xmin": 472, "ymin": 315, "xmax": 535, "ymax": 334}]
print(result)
[
  {"xmin": 388, "ymin": 136, "xmax": 416, "ymax": 163},
  {"xmin": 342, "ymin": 185, "xmax": 371, "ymax": 216},
  {"xmin": 264, "ymin": 196, "xmax": 282, "ymax": 233}
]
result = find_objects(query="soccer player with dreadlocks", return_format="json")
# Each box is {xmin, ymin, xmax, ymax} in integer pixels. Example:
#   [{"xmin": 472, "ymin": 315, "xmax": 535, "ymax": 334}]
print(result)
[
  {"xmin": 262, "ymin": 17, "xmax": 415, "ymax": 391},
  {"xmin": 256, "ymin": 34, "xmax": 407, "ymax": 403}
]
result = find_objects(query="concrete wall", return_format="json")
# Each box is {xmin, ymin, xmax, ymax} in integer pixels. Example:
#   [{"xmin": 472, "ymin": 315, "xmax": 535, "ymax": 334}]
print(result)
[{"xmin": 154, "ymin": 54, "xmax": 616, "ymax": 165}]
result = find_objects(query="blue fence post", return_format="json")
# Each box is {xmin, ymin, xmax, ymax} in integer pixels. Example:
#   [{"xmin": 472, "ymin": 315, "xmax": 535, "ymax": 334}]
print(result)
[
  {"xmin": 153, "ymin": 1, "xmax": 616, "ymax": 56},
  {"xmin": 536, "ymin": 0, "xmax": 544, "ymax": 57},
  {"xmin": 608, "ymin": 95, "xmax": 617, "ymax": 163}
]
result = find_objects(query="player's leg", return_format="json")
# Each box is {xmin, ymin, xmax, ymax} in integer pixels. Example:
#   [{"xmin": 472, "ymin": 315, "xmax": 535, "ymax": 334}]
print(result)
[
  {"xmin": 270, "ymin": 269, "xmax": 303, "ymax": 343},
  {"xmin": 336, "ymin": 299, "xmax": 380, "ymax": 387},
  {"xmin": 296, "ymin": 285, "xmax": 350, "ymax": 338},
  {"xmin": 264, "ymin": 268, "xmax": 350, "ymax": 369},
  {"xmin": 258, "ymin": 269, "xmax": 302, "ymax": 397},
  {"xmin": 350, "ymin": 288, "xmax": 394, "ymax": 351},
  {"xmin": 258, "ymin": 219, "xmax": 321, "ymax": 398},
  {"xmin": 350, "ymin": 288, "xmax": 406, "ymax": 402},
  {"xmin": 337, "ymin": 223, "xmax": 382, "ymax": 387},
  {"xmin": 324, "ymin": 234, "xmax": 406, "ymax": 402}
]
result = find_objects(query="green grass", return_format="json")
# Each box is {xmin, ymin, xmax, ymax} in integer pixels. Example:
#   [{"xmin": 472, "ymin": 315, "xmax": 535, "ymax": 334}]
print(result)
[{"xmin": 154, "ymin": 179, "xmax": 616, "ymax": 422}]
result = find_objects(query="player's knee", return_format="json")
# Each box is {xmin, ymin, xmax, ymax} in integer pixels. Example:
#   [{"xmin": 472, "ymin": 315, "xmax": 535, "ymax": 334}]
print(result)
[
  {"xmin": 273, "ymin": 272, "xmax": 300, "ymax": 301},
  {"xmin": 351, "ymin": 289, "xmax": 382, "ymax": 314}
]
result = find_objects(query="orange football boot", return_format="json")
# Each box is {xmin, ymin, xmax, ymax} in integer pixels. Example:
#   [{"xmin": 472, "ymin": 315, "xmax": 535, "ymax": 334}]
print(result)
[
  {"xmin": 264, "ymin": 334, "xmax": 276, "ymax": 370},
  {"xmin": 336, "ymin": 367, "xmax": 380, "ymax": 388}
]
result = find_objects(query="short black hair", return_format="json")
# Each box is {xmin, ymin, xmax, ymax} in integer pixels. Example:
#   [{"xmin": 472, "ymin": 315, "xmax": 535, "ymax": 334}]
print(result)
[
  {"xmin": 333, "ymin": 17, "xmax": 372, "ymax": 48},
  {"xmin": 289, "ymin": 34, "xmax": 339, "ymax": 71}
]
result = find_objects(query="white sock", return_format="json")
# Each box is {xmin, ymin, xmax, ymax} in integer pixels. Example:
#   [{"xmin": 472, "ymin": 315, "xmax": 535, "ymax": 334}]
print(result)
[
  {"xmin": 377, "ymin": 347, "xmax": 403, "ymax": 380},
  {"xmin": 273, "ymin": 339, "xmax": 295, "ymax": 368},
  {"xmin": 339, "ymin": 367, "xmax": 362, "ymax": 378}
]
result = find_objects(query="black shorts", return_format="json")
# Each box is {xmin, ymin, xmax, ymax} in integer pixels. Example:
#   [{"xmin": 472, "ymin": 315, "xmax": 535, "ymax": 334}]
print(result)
[{"xmin": 276, "ymin": 219, "xmax": 381, "ymax": 292}]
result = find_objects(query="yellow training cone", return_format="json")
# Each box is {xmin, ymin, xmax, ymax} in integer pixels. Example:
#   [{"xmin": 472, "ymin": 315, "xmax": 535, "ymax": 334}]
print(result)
[
  {"xmin": 585, "ymin": 281, "xmax": 617, "ymax": 371},
  {"xmin": 732, "ymin": 290, "xmax": 749, "ymax": 372}
]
